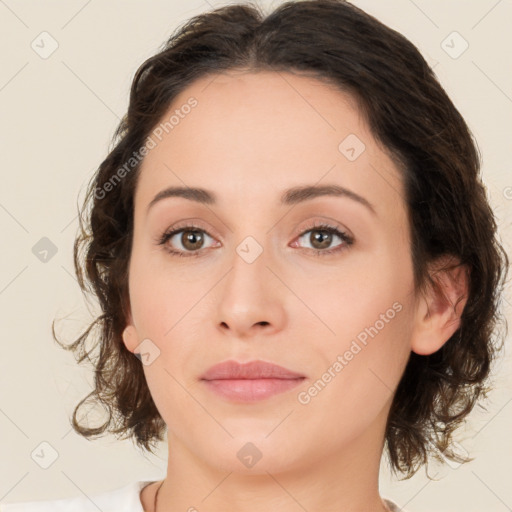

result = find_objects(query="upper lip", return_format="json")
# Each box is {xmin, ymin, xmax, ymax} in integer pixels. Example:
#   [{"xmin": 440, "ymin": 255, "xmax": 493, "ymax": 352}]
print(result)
[{"xmin": 200, "ymin": 360, "xmax": 305, "ymax": 380}]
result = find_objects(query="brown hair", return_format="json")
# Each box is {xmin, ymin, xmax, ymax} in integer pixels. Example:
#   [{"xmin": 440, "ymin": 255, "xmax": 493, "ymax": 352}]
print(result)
[{"xmin": 54, "ymin": 0, "xmax": 509, "ymax": 478}]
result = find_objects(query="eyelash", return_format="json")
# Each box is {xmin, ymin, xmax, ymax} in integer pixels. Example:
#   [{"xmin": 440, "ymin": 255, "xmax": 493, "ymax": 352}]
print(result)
[{"xmin": 155, "ymin": 221, "xmax": 354, "ymax": 259}]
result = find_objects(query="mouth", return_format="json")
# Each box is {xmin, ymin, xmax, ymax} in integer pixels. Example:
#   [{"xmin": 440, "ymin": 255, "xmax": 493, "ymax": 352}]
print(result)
[
  {"xmin": 200, "ymin": 359, "xmax": 306, "ymax": 402},
  {"xmin": 201, "ymin": 377, "xmax": 306, "ymax": 402}
]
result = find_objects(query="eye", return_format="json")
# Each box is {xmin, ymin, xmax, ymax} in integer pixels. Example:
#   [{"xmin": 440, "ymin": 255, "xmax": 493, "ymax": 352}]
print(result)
[
  {"xmin": 292, "ymin": 222, "xmax": 354, "ymax": 256},
  {"xmin": 156, "ymin": 224, "xmax": 218, "ymax": 258},
  {"xmin": 156, "ymin": 221, "xmax": 354, "ymax": 258}
]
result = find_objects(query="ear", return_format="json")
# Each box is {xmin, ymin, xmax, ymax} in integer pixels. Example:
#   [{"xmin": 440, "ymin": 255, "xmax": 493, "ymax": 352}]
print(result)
[
  {"xmin": 121, "ymin": 311, "xmax": 139, "ymax": 354},
  {"xmin": 410, "ymin": 255, "xmax": 470, "ymax": 356}
]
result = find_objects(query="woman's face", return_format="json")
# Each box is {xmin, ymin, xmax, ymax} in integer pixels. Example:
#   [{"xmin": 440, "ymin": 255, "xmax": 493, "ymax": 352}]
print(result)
[{"xmin": 123, "ymin": 70, "xmax": 418, "ymax": 474}]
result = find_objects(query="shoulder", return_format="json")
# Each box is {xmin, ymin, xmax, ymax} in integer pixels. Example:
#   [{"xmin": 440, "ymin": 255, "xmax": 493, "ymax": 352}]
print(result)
[
  {"xmin": 383, "ymin": 498, "xmax": 406, "ymax": 511},
  {"xmin": 0, "ymin": 480, "xmax": 155, "ymax": 512}
]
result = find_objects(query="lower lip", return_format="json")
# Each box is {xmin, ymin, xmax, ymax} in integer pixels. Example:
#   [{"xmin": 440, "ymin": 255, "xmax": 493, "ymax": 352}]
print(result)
[{"xmin": 202, "ymin": 378, "xmax": 305, "ymax": 402}]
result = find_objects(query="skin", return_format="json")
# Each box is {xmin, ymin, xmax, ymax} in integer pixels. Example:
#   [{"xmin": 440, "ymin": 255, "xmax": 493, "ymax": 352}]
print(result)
[{"xmin": 122, "ymin": 70, "xmax": 468, "ymax": 512}]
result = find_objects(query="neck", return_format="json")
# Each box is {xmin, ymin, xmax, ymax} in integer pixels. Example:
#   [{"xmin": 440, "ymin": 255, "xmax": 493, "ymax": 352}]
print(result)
[{"xmin": 153, "ymin": 406, "xmax": 390, "ymax": 512}]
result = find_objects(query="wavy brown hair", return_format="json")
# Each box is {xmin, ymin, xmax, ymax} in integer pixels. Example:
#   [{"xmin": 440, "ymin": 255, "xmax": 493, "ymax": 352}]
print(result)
[{"xmin": 53, "ymin": 0, "xmax": 509, "ymax": 478}]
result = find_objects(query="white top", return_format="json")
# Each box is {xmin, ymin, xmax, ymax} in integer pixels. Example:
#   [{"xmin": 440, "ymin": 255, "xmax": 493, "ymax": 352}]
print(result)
[
  {"xmin": 0, "ymin": 481, "xmax": 153, "ymax": 512},
  {"xmin": 0, "ymin": 480, "xmax": 405, "ymax": 511}
]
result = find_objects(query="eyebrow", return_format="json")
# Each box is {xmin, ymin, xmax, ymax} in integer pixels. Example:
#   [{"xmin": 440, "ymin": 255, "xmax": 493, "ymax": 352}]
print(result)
[{"xmin": 146, "ymin": 184, "xmax": 376, "ymax": 215}]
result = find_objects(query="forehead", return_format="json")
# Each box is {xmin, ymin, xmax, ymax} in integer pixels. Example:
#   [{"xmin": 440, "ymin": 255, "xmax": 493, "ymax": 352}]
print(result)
[{"xmin": 135, "ymin": 70, "xmax": 404, "ymax": 217}]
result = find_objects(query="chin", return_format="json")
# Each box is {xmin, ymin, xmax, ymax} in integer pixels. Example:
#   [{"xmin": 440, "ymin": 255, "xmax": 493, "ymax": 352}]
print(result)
[{"xmin": 194, "ymin": 432, "xmax": 311, "ymax": 476}]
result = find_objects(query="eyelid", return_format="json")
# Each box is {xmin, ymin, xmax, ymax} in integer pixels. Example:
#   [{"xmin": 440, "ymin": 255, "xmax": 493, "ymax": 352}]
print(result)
[
  {"xmin": 154, "ymin": 220, "xmax": 218, "ymax": 247},
  {"xmin": 291, "ymin": 219, "xmax": 354, "ymax": 253},
  {"xmin": 157, "ymin": 218, "xmax": 218, "ymax": 240},
  {"xmin": 291, "ymin": 218, "xmax": 349, "ymax": 238},
  {"xmin": 156, "ymin": 218, "xmax": 354, "ymax": 257}
]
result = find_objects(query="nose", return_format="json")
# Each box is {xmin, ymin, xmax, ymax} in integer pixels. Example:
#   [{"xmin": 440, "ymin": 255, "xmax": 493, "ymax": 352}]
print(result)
[{"xmin": 215, "ymin": 240, "xmax": 287, "ymax": 339}]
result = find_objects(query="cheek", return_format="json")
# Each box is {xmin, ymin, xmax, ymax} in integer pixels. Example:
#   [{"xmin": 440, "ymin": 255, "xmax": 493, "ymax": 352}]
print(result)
[
  {"xmin": 128, "ymin": 249, "xmax": 185, "ymax": 336},
  {"xmin": 293, "ymin": 252, "xmax": 411, "ymax": 350},
  {"xmin": 296, "ymin": 255, "xmax": 413, "ymax": 409},
  {"xmin": 293, "ymin": 300, "xmax": 412, "ymax": 452}
]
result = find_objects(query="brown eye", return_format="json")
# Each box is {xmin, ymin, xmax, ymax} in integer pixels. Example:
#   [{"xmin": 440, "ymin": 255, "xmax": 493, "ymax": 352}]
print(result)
[
  {"xmin": 157, "ymin": 225, "xmax": 217, "ymax": 257},
  {"xmin": 296, "ymin": 226, "xmax": 352, "ymax": 254},
  {"xmin": 308, "ymin": 230, "xmax": 334, "ymax": 250},
  {"xmin": 180, "ymin": 230, "xmax": 205, "ymax": 251}
]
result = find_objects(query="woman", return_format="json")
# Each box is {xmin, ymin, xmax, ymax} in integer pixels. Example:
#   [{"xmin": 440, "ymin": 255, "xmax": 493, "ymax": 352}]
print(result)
[{"xmin": 2, "ymin": 1, "xmax": 508, "ymax": 511}]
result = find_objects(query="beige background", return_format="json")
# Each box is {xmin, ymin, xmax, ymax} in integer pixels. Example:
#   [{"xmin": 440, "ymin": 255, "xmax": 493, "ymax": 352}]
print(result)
[{"xmin": 0, "ymin": 1, "xmax": 511, "ymax": 510}]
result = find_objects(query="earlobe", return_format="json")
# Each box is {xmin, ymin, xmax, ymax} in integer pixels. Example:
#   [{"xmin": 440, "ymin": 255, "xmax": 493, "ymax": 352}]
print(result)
[
  {"xmin": 122, "ymin": 324, "xmax": 139, "ymax": 353},
  {"xmin": 410, "ymin": 256, "xmax": 470, "ymax": 356}
]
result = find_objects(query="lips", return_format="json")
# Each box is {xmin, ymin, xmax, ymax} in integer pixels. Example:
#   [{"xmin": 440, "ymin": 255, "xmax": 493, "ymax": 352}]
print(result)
[
  {"xmin": 200, "ymin": 359, "xmax": 305, "ymax": 381},
  {"xmin": 200, "ymin": 360, "xmax": 305, "ymax": 402}
]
